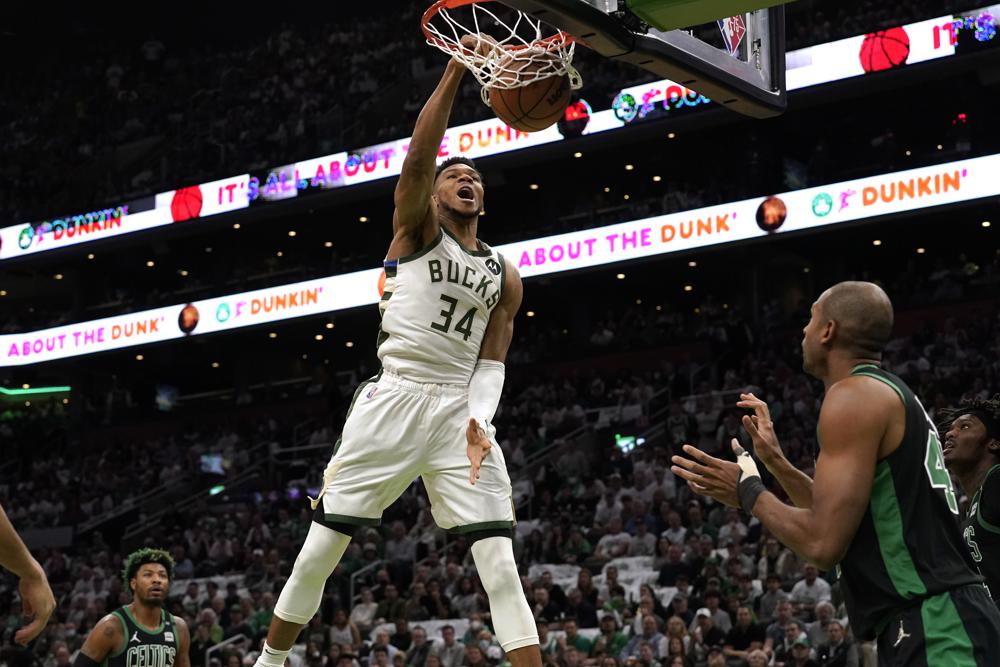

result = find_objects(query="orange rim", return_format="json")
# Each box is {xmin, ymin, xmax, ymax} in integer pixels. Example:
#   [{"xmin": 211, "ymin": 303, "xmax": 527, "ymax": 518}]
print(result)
[{"xmin": 421, "ymin": 0, "xmax": 575, "ymax": 56}]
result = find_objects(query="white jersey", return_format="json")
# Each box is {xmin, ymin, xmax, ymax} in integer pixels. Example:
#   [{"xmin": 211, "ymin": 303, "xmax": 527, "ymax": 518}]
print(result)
[{"xmin": 377, "ymin": 226, "xmax": 506, "ymax": 385}]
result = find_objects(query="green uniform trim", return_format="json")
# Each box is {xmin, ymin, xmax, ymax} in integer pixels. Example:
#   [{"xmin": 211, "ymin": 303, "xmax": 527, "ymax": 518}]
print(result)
[
  {"xmin": 441, "ymin": 226, "xmax": 493, "ymax": 257},
  {"xmin": 398, "ymin": 229, "xmax": 443, "ymax": 264},
  {"xmin": 871, "ymin": 461, "xmax": 927, "ymax": 598},
  {"xmin": 320, "ymin": 513, "xmax": 382, "ymax": 526},
  {"xmin": 852, "ymin": 371, "xmax": 906, "ymax": 404},
  {"xmin": 920, "ymin": 590, "xmax": 977, "ymax": 666},
  {"xmin": 122, "ymin": 606, "xmax": 165, "ymax": 635},
  {"xmin": 446, "ymin": 520, "xmax": 515, "ymax": 534},
  {"xmin": 380, "ymin": 291, "xmax": 393, "ymax": 301},
  {"xmin": 107, "ymin": 611, "xmax": 129, "ymax": 659},
  {"xmin": 975, "ymin": 464, "xmax": 1000, "ymax": 534}
]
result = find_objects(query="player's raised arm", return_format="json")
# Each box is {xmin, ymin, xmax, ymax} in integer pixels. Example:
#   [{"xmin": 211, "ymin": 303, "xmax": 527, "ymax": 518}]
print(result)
[
  {"xmin": 73, "ymin": 614, "xmax": 124, "ymax": 667},
  {"xmin": 737, "ymin": 393, "xmax": 815, "ymax": 508},
  {"xmin": 0, "ymin": 503, "xmax": 55, "ymax": 645},
  {"xmin": 466, "ymin": 259, "xmax": 523, "ymax": 484},
  {"xmin": 739, "ymin": 379, "xmax": 886, "ymax": 569},
  {"xmin": 674, "ymin": 378, "xmax": 887, "ymax": 569},
  {"xmin": 392, "ymin": 36, "xmax": 480, "ymax": 244}
]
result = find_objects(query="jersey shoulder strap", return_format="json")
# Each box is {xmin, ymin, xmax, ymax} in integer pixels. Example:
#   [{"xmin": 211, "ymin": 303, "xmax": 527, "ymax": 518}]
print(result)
[{"xmin": 975, "ymin": 464, "xmax": 1000, "ymax": 533}]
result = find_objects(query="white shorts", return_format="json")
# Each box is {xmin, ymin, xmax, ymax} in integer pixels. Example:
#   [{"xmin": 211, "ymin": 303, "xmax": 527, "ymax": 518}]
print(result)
[{"xmin": 312, "ymin": 368, "xmax": 515, "ymax": 533}]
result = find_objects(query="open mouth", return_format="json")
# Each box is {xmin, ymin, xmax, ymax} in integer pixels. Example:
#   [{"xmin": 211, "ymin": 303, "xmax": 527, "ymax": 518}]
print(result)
[
  {"xmin": 457, "ymin": 186, "xmax": 475, "ymax": 202},
  {"xmin": 942, "ymin": 440, "xmax": 955, "ymax": 455}
]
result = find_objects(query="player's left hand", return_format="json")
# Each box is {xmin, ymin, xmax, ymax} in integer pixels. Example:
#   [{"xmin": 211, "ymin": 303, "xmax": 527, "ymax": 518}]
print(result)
[
  {"xmin": 671, "ymin": 442, "xmax": 743, "ymax": 508},
  {"xmin": 466, "ymin": 417, "xmax": 492, "ymax": 485},
  {"xmin": 14, "ymin": 564, "xmax": 55, "ymax": 645}
]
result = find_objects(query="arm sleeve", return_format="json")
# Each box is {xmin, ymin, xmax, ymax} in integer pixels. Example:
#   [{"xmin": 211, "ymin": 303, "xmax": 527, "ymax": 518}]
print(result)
[
  {"xmin": 468, "ymin": 359, "xmax": 505, "ymax": 438},
  {"xmin": 977, "ymin": 465, "xmax": 1000, "ymax": 531}
]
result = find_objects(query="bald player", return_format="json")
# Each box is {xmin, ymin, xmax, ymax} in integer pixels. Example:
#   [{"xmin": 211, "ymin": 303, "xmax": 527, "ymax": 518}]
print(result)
[{"xmin": 671, "ymin": 281, "xmax": 1000, "ymax": 665}]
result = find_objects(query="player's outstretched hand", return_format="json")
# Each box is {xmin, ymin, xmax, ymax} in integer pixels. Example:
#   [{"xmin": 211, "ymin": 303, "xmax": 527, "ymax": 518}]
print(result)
[
  {"xmin": 14, "ymin": 562, "xmax": 55, "ymax": 645},
  {"xmin": 466, "ymin": 417, "xmax": 492, "ymax": 485},
  {"xmin": 457, "ymin": 34, "xmax": 498, "ymax": 62},
  {"xmin": 671, "ymin": 443, "xmax": 742, "ymax": 508},
  {"xmin": 736, "ymin": 393, "xmax": 784, "ymax": 465}
]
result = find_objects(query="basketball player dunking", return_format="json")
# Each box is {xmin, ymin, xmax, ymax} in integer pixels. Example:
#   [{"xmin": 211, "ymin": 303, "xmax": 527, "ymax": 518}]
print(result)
[
  {"xmin": 253, "ymin": 36, "xmax": 542, "ymax": 667},
  {"xmin": 671, "ymin": 282, "xmax": 1000, "ymax": 665},
  {"xmin": 73, "ymin": 549, "xmax": 189, "ymax": 667}
]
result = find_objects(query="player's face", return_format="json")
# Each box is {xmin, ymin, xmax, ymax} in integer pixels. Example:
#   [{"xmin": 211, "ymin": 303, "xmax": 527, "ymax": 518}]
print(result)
[
  {"xmin": 435, "ymin": 165, "xmax": 484, "ymax": 219},
  {"xmin": 801, "ymin": 296, "xmax": 828, "ymax": 378},
  {"xmin": 132, "ymin": 563, "xmax": 169, "ymax": 606},
  {"xmin": 943, "ymin": 413, "xmax": 988, "ymax": 469}
]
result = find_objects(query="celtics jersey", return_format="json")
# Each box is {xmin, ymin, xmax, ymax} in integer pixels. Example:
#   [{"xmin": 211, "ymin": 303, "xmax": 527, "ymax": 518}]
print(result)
[
  {"xmin": 835, "ymin": 365, "xmax": 983, "ymax": 639},
  {"xmin": 961, "ymin": 464, "xmax": 1000, "ymax": 604},
  {"xmin": 104, "ymin": 606, "xmax": 178, "ymax": 667},
  {"xmin": 378, "ymin": 226, "xmax": 505, "ymax": 384}
]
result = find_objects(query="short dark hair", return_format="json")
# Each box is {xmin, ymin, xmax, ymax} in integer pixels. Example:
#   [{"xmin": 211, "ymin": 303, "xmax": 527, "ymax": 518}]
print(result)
[
  {"xmin": 122, "ymin": 547, "xmax": 175, "ymax": 587},
  {"xmin": 435, "ymin": 156, "xmax": 482, "ymax": 181},
  {"xmin": 819, "ymin": 281, "xmax": 894, "ymax": 358}
]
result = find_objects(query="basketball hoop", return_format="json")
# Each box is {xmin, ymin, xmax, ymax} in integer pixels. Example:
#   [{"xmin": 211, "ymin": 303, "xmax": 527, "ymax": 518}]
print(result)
[{"xmin": 422, "ymin": 0, "xmax": 583, "ymax": 105}]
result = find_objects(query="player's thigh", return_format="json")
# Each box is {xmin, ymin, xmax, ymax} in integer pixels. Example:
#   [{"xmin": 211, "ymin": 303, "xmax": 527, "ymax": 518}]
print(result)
[
  {"xmin": 876, "ymin": 585, "xmax": 1000, "ymax": 667},
  {"xmin": 317, "ymin": 377, "xmax": 426, "ymax": 522},
  {"xmin": 422, "ymin": 393, "xmax": 515, "ymax": 531}
]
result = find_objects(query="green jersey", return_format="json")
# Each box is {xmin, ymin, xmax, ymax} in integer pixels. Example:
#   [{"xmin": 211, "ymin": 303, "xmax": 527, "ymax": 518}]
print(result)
[
  {"xmin": 834, "ymin": 365, "xmax": 982, "ymax": 639},
  {"xmin": 104, "ymin": 606, "xmax": 178, "ymax": 667}
]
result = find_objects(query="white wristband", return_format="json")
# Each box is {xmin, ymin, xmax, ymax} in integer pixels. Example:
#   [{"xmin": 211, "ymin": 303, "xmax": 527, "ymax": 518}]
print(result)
[{"xmin": 469, "ymin": 360, "xmax": 505, "ymax": 439}]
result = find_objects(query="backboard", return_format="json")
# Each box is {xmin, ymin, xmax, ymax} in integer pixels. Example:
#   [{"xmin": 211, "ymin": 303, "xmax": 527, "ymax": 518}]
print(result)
[{"xmin": 496, "ymin": 0, "xmax": 788, "ymax": 117}]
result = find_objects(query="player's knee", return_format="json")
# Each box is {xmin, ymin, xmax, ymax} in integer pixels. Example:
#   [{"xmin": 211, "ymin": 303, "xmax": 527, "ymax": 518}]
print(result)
[{"xmin": 471, "ymin": 536, "xmax": 520, "ymax": 595}]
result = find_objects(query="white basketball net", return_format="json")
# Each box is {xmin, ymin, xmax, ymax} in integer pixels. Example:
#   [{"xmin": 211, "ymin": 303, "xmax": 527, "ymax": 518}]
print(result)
[{"xmin": 423, "ymin": 0, "xmax": 583, "ymax": 105}]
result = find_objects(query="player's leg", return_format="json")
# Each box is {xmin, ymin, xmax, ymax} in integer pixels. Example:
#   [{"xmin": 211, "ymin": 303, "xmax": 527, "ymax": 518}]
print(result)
[
  {"xmin": 876, "ymin": 585, "xmax": 1000, "ymax": 666},
  {"xmin": 422, "ymin": 389, "xmax": 538, "ymax": 665},
  {"xmin": 256, "ymin": 373, "xmax": 426, "ymax": 667}
]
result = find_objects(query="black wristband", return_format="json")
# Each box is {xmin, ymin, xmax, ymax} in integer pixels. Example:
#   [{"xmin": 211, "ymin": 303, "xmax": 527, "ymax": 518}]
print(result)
[
  {"xmin": 73, "ymin": 653, "xmax": 100, "ymax": 667},
  {"xmin": 738, "ymin": 476, "xmax": 766, "ymax": 514}
]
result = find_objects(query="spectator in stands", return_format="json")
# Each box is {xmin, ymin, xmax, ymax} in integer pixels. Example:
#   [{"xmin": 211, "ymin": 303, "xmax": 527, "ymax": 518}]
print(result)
[
  {"xmin": 805, "ymin": 603, "xmax": 836, "ymax": 648},
  {"xmin": 350, "ymin": 588, "xmax": 377, "ymax": 635},
  {"xmin": 405, "ymin": 626, "xmax": 432, "ymax": 667},
  {"xmin": 593, "ymin": 488, "xmax": 624, "ymax": 530},
  {"xmin": 814, "ymin": 620, "xmax": 857, "ymax": 667},
  {"xmin": 764, "ymin": 601, "xmax": 795, "ymax": 657},
  {"xmin": 723, "ymin": 606, "xmax": 766, "ymax": 664},
  {"xmin": 665, "ymin": 594, "xmax": 693, "ymax": 628},
  {"xmin": 657, "ymin": 545, "xmax": 692, "ymax": 586},
  {"xmin": 328, "ymin": 608, "xmax": 361, "ymax": 652},
  {"xmin": 560, "ymin": 619, "xmax": 594, "ymax": 655},
  {"xmin": 430, "ymin": 625, "xmax": 465, "ymax": 667},
  {"xmin": 368, "ymin": 630, "xmax": 399, "ymax": 665},
  {"xmin": 787, "ymin": 637, "xmax": 818, "ymax": 667},
  {"xmin": 620, "ymin": 615, "xmax": 666, "ymax": 662},
  {"xmin": 189, "ymin": 621, "xmax": 215, "ymax": 667},
  {"xmin": 757, "ymin": 574, "xmax": 789, "ymax": 622},
  {"xmin": 564, "ymin": 588, "xmax": 598, "ymax": 628},
  {"xmin": 533, "ymin": 587, "xmax": 563, "ymax": 622},
  {"xmin": 592, "ymin": 614, "xmax": 628, "ymax": 660},
  {"xmin": 663, "ymin": 616, "xmax": 690, "ymax": 654},
  {"xmin": 636, "ymin": 641, "xmax": 660, "ymax": 667},
  {"xmin": 536, "ymin": 619, "xmax": 560, "ymax": 662},
  {"xmin": 375, "ymin": 585, "xmax": 406, "ymax": 624},
  {"xmin": 789, "ymin": 567, "xmax": 831, "ymax": 621},
  {"xmin": 684, "ymin": 504, "xmax": 716, "ymax": 540},
  {"xmin": 224, "ymin": 605, "xmax": 254, "ymax": 640},
  {"xmin": 595, "ymin": 517, "xmax": 632, "ymax": 563},
  {"xmin": 629, "ymin": 521, "xmax": 656, "ymax": 557},
  {"xmin": 773, "ymin": 621, "xmax": 807, "ymax": 667},
  {"xmin": 660, "ymin": 512, "xmax": 686, "ymax": 547},
  {"xmin": 390, "ymin": 618, "xmax": 412, "ymax": 651},
  {"xmin": 746, "ymin": 648, "xmax": 769, "ymax": 667},
  {"xmin": 538, "ymin": 571, "xmax": 569, "ymax": 610},
  {"xmin": 404, "ymin": 582, "xmax": 431, "ymax": 621},
  {"xmin": 560, "ymin": 529, "xmax": 593, "ymax": 565},
  {"xmin": 252, "ymin": 591, "xmax": 275, "ymax": 637},
  {"xmin": 690, "ymin": 593, "xmax": 730, "ymax": 635},
  {"xmin": 688, "ymin": 609, "xmax": 726, "ymax": 665}
]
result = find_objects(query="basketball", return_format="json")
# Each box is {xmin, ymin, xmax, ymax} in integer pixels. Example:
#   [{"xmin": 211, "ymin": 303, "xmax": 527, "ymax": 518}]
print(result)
[
  {"xmin": 859, "ymin": 27, "xmax": 910, "ymax": 73},
  {"xmin": 171, "ymin": 186, "xmax": 203, "ymax": 222},
  {"xmin": 489, "ymin": 57, "xmax": 572, "ymax": 133}
]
